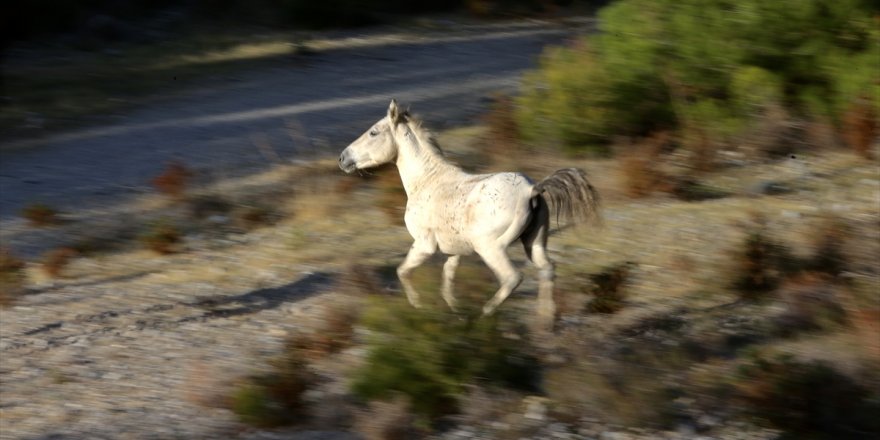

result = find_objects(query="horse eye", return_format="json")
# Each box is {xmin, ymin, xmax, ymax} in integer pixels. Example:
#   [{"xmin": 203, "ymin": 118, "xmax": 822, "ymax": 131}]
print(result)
[{"xmin": 369, "ymin": 129, "xmax": 379, "ymax": 137}]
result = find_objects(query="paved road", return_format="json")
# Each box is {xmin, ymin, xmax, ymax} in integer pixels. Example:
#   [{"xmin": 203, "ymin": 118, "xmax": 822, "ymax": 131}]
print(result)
[{"xmin": 0, "ymin": 21, "xmax": 583, "ymax": 220}]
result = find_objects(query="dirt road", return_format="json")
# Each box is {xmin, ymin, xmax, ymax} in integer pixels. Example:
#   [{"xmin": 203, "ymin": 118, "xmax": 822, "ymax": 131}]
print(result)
[{"xmin": 0, "ymin": 20, "xmax": 585, "ymax": 220}]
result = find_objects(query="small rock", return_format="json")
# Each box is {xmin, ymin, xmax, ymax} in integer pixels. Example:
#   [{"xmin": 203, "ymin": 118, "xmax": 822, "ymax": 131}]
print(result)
[
  {"xmin": 780, "ymin": 210, "xmax": 801, "ymax": 219},
  {"xmin": 549, "ymin": 422, "xmax": 567, "ymax": 430},
  {"xmin": 544, "ymin": 353, "xmax": 567, "ymax": 365},
  {"xmin": 490, "ymin": 421, "xmax": 510, "ymax": 431},
  {"xmin": 449, "ymin": 428, "xmax": 474, "ymax": 438},
  {"xmin": 102, "ymin": 372, "xmax": 122, "ymax": 380},
  {"xmin": 578, "ymin": 426, "xmax": 600, "ymax": 437},
  {"xmin": 207, "ymin": 215, "xmax": 230, "ymax": 225},
  {"xmin": 696, "ymin": 414, "xmax": 720, "ymax": 431},
  {"xmin": 523, "ymin": 396, "xmax": 549, "ymax": 421},
  {"xmin": 676, "ymin": 422, "xmax": 697, "ymax": 437}
]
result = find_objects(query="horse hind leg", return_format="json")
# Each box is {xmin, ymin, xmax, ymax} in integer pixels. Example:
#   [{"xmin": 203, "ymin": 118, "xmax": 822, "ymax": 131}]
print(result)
[
  {"xmin": 477, "ymin": 245, "xmax": 523, "ymax": 316},
  {"xmin": 397, "ymin": 242, "xmax": 435, "ymax": 308},
  {"xmin": 521, "ymin": 197, "xmax": 556, "ymax": 330},
  {"xmin": 441, "ymin": 255, "xmax": 460, "ymax": 311}
]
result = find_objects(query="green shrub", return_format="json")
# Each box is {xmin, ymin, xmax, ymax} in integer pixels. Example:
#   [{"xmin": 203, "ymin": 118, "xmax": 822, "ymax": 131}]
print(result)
[
  {"xmin": 351, "ymin": 300, "xmax": 540, "ymax": 420},
  {"xmin": 516, "ymin": 42, "xmax": 652, "ymax": 154},
  {"xmin": 516, "ymin": 0, "xmax": 880, "ymax": 156},
  {"xmin": 231, "ymin": 372, "xmax": 309, "ymax": 427},
  {"xmin": 139, "ymin": 220, "xmax": 182, "ymax": 254},
  {"xmin": 730, "ymin": 67, "xmax": 784, "ymax": 116}
]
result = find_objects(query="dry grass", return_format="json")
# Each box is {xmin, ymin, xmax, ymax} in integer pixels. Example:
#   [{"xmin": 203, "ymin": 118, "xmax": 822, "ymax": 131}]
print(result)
[
  {"xmin": 775, "ymin": 274, "xmax": 848, "ymax": 336},
  {"xmin": 737, "ymin": 104, "xmax": 793, "ymax": 159},
  {"xmin": 481, "ymin": 94, "xmax": 529, "ymax": 168},
  {"xmin": 182, "ymin": 360, "xmax": 234, "ymax": 408},
  {"xmin": 842, "ymin": 96, "xmax": 877, "ymax": 159},
  {"xmin": 849, "ymin": 307, "xmax": 880, "ymax": 364},
  {"xmin": 373, "ymin": 165, "xmax": 407, "ymax": 226},
  {"xmin": 286, "ymin": 303, "xmax": 359, "ymax": 360},
  {"xmin": 619, "ymin": 132, "xmax": 672, "ymax": 198},
  {"xmin": 354, "ymin": 397, "xmax": 419, "ymax": 440}
]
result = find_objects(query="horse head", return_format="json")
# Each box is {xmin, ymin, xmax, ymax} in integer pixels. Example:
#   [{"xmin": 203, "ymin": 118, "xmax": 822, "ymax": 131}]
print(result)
[{"xmin": 338, "ymin": 99, "xmax": 406, "ymax": 173}]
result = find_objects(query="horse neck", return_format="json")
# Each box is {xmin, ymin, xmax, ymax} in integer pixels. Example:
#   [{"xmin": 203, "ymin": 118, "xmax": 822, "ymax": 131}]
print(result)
[{"xmin": 394, "ymin": 123, "xmax": 459, "ymax": 196}]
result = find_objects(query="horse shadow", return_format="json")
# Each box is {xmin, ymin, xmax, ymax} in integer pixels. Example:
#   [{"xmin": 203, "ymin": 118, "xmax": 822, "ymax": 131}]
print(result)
[{"xmin": 185, "ymin": 271, "xmax": 336, "ymax": 319}]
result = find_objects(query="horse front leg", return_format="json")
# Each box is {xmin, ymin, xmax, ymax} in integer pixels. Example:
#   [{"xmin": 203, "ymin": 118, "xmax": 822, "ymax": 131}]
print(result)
[
  {"xmin": 477, "ymin": 246, "xmax": 523, "ymax": 316},
  {"xmin": 397, "ymin": 241, "xmax": 435, "ymax": 308},
  {"xmin": 441, "ymin": 255, "xmax": 460, "ymax": 311}
]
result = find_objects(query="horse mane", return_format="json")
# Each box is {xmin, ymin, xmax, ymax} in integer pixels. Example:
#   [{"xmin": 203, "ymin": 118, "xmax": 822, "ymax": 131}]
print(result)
[{"xmin": 401, "ymin": 112, "xmax": 445, "ymax": 158}]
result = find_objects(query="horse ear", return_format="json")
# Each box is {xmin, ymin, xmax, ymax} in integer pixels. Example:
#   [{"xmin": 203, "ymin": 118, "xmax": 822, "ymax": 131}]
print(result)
[{"xmin": 388, "ymin": 99, "xmax": 400, "ymax": 124}]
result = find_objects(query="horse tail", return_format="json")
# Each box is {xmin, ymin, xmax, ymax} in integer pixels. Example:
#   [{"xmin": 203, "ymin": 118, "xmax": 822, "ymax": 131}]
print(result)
[{"xmin": 532, "ymin": 168, "xmax": 601, "ymax": 228}]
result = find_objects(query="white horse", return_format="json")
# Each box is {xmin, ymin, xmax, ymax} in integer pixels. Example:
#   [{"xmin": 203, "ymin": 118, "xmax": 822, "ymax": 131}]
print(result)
[{"xmin": 339, "ymin": 100, "xmax": 600, "ymax": 328}]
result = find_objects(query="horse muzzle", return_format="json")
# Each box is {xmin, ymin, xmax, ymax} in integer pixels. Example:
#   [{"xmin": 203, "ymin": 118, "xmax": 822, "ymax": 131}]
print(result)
[{"xmin": 338, "ymin": 152, "xmax": 357, "ymax": 174}]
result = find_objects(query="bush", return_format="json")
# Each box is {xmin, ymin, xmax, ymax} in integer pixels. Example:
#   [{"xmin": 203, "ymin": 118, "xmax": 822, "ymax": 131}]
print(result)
[
  {"xmin": 669, "ymin": 178, "xmax": 729, "ymax": 202},
  {"xmin": 286, "ymin": 304, "xmax": 359, "ymax": 360},
  {"xmin": 842, "ymin": 95, "xmax": 877, "ymax": 159},
  {"xmin": 807, "ymin": 216, "xmax": 849, "ymax": 277},
  {"xmin": 231, "ymin": 340, "xmax": 313, "ymax": 427},
  {"xmin": 736, "ymin": 354, "xmax": 880, "ymax": 438},
  {"xmin": 151, "ymin": 161, "xmax": 193, "ymax": 199},
  {"xmin": 516, "ymin": 42, "xmax": 631, "ymax": 154},
  {"xmin": 42, "ymin": 247, "xmax": 77, "ymax": 278},
  {"xmin": 231, "ymin": 373, "xmax": 309, "ymax": 427},
  {"xmin": 731, "ymin": 224, "xmax": 798, "ymax": 299},
  {"xmin": 516, "ymin": 0, "xmax": 880, "ymax": 158},
  {"xmin": 21, "ymin": 203, "xmax": 59, "ymax": 227},
  {"xmin": 775, "ymin": 274, "xmax": 848, "ymax": 337},
  {"xmin": 619, "ymin": 132, "xmax": 672, "ymax": 198},
  {"xmin": 373, "ymin": 165, "xmax": 407, "ymax": 226},
  {"xmin": 351, "ymin": 300, "xmax": 540, "ymax": 420},
  {"xmin": 481, "ymin": 94, "xmax": 527, "ymax": 165},
  {"xmin": 0, "ymin": 248, "xmax": 27, "ymax": 307},
  {"xmin": 139, "ymin": 220, "xmax": 182, "ymax": 254},
  {"xmin": 584, "ymin": 261, "xmax": 636, "ymax": 314}
]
